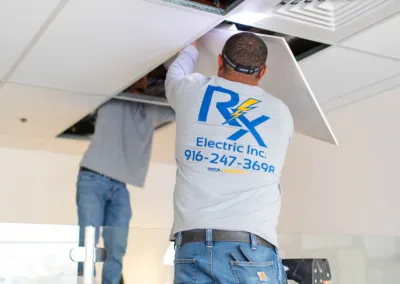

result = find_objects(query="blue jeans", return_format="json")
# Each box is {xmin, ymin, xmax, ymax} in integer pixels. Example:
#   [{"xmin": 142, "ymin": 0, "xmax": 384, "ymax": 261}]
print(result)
[
  {"xmin": 174, "ymin": 230, "xmax": 287, "ymax": 284},
  {"xmin": 76, "ymin": 170, "xmax": 132, "ymax": 284}
]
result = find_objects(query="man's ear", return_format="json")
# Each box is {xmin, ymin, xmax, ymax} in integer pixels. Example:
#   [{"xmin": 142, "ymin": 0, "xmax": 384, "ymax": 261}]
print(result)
[
  {"xmin": 217, "ymin": 54, "xmax": 224, "ymax": 72},
  {"xmin": 258, "ymin": 65, "xmax": 268, "ymax": 80}
]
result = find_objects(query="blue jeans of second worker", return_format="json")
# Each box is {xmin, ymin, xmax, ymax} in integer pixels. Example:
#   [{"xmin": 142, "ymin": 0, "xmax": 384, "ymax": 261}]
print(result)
[
  {"xmin": 174, "ymin": 230, "xmax": 287, "ymax": 284},
  {"xmin": 76, "ymin": 170, "xmax": 132, "ymax": 284}
]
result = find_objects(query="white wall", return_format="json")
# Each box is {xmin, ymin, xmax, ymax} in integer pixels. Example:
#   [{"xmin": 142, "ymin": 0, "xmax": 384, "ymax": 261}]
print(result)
[
  {"xmin": 0, "ymin": 148, "xmax": 80, "ymax": 225},
  {"xmin": 0, "ymin": 87, "xmax": 399, "ymax": 237},
  {"xmin": 0, "ymin": 148, "xmax": 176, "ymax": 227},
  {"xmin": 0, "ymin": 88, "xmax": 399, "ymax": 284},
  {"xmin": 279, "ymin": 86, "xmax": 400, "ymax": 237}
]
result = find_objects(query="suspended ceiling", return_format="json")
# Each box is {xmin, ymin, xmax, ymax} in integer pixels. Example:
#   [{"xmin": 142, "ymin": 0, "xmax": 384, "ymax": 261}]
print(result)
[{"xmin": 0, "ymin": 0, "xmax": 399, "ymax": 157}]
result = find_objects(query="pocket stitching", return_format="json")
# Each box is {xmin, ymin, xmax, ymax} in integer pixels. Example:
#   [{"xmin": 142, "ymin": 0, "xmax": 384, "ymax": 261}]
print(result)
[
  {"xmin": 231, "ymin": 260, "xmax": 274, "ymax": 267},
  {"xmin": 174, "ymin": 259, "xmax": 198, "ymax": 284},
  {"xmin": 174, "ymin": 259, "xmax": 196, "ymax": 263},
  {"xmin": 230, "ymin": 260, "xmax": 276, "ymax": 283}
]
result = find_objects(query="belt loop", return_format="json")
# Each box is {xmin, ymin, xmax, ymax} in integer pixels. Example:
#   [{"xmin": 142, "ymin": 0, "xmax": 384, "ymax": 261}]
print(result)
[
  {"xmin": 250, "ymin": 233, "xmax": 257, "ymax": 250},
  {"xmin": 175, "ymin": 232, "xmax": 182, "ymax": 249},
  {"xmin": 206, "ymin": 229, "xmax": 213, "ymax": 248}
]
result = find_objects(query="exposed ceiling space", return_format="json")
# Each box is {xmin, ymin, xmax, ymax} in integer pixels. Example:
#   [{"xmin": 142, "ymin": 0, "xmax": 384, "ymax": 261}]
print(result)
[
  {"xmin": 163, "ymin": 0, "xmax": 244, "ymax": 15},
  {"xmin": 0, "ymin": 0, "xmax": 399, "ymax": 156}
]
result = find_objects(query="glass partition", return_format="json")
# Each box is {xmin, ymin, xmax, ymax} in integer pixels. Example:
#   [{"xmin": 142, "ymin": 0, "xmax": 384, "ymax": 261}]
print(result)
[
  {"xmin": 279, "ymin": 233, "xmax": 400, "ymax": 284},
  {"xmin": 94, "ymin": 227, "xmax": 399, "ymax": 284},
  {"xmin": 95, "ymin": 227, "xmax": 173, "ymax": 284},
  {"xmin": 3, "ymin": 223, "xmax": 397, "ymax": 284},
  {"xmin": 0, "ymin": 223, "xmax": 82, "ymax": 283}
]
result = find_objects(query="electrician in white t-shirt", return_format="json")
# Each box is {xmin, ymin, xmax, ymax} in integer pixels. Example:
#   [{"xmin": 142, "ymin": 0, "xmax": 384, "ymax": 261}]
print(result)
[{"xmin": 165, "ymin": 32, "xmax": 293, "ymax": 283}]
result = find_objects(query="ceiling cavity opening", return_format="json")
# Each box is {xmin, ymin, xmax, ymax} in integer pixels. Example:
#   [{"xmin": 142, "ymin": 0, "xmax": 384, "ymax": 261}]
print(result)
[
  {"xmin": 59, "ymin": 64, "xmax": 171, "ymax": 140},
  {"xmin": 162, "ymin": 0, "xmax": 244, "ymax": 15},
  {"xmin": 229, "ymin": 22, "xmax": 330, "ymax": 61}
]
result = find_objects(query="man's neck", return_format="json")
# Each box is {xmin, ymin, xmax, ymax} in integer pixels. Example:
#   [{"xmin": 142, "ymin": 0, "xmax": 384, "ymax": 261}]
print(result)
[{"xmin": 219, "ymin": 72, "xmax": 259, "ymax": 86}]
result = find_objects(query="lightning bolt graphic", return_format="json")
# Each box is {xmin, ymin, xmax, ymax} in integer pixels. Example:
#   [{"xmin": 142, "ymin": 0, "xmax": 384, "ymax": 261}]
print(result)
[{"xmin": 226, "ymin": 98, "xmax": 261, "ymax": 123}]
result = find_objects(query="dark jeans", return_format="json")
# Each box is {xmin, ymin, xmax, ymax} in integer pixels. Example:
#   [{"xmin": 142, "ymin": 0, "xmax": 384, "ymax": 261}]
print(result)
[
  {"xmin": 174, "ymin": 230, "xmax": 287, "ymax": 284},
  {"xmin": 76, "ymin": 170, "xmax": 132, "ymax": 284}
]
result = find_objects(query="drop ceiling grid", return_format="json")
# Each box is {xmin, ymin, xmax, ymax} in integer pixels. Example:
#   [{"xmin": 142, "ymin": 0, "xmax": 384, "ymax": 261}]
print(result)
[
  {"xmin": 322, "ymin": 73, "xmax": 400, "ymax": 113},
  {"xmin": 299, "ymin": 46, "xmax": 400, "ymax": 105},
  {"xmin": 8, "ymin": 0, "xmax": 220, "ymax": 96},
  {"xmin": 0, "ymin": 0, "xmax": 65, "ymax": 81},
  {"xmin": 340, "ymin": 12, "xmax": 400, "ymax": 59}
]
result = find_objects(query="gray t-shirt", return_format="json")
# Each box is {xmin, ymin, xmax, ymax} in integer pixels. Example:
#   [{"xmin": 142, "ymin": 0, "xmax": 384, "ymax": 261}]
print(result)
[
  {"xmin": 80, "ymin": 98, "xmax": 175, "ymax": 187},
  {"xmin": 165, "ymin": 46, "xmax": 293, "ymax": 247}
]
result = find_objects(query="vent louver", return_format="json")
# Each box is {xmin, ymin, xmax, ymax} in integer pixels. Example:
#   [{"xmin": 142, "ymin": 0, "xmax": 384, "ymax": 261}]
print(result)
[{"xmin": 275, "ymin": 0, "xmax": 391, "ymax": 30}]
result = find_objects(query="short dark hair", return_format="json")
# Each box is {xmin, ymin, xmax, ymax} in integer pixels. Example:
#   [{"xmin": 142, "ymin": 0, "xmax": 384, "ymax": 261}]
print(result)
[{"xmin": 222, "ymin": 32, "xmax": 268, "ymax": 74}]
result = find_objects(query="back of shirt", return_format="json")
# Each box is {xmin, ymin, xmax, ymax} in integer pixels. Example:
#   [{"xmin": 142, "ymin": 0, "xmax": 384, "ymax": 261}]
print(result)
[
  {"xmin": 80, "ymin": 99, "xmax": 175, "ymax": 187},
  {"xmin": 166, "ymin": 46, "xmax": 293, "ymax": 246}
]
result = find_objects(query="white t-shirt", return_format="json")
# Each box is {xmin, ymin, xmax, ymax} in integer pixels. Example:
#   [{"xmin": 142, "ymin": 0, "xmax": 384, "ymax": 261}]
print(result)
[{"xmin": 165, "ymin": 45, "xmax": 293, "ymax": 246}]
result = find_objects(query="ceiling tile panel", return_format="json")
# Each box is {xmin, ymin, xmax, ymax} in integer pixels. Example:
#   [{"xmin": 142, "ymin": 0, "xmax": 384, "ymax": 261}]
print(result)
[
  {"xmin": 299, "ymin": 46, "xmax": 400, "ymax": 104},
  {"xmin": 9, "ymin": 0, "xmax": 219, "ymax": 96},
  {"xmin": 340, "ymin": 13, "xmax": 400, "ymax": 59},
  {"xmin": 0, "ymin": 0, "xmax": 60, "ymax": 79},
  {"xmin": 0, "ymin": 83, "xmax": 108, "ymax": 138},
  {"xmin": 0, "ymin": 134, "xmax": 44, "ymax": 149},
  {"xmin": 322, "ymin": 73, "xmax": 400, "ymax": 112},
  {"xmin": 39, "ymin": 137, "xmax": 90, "ymax": 155}
]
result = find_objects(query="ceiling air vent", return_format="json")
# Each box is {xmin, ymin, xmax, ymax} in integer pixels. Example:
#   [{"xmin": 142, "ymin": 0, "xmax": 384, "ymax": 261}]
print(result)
[{"xmin": 275, "ymin": 0, "xmax": 391, "ymax": 30}]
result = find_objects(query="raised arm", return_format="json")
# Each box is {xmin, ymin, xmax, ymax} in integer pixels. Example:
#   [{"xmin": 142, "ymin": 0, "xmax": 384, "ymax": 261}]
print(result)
[{"xmin": 165, "ymin": 43, "xmax": 199, "ymax": 108}]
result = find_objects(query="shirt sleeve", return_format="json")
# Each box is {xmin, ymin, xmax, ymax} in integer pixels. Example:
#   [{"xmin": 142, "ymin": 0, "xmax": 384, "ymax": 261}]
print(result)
[
  {"xmin": 165, "ymin": 45, "xmax": 199, "ymax": 108},
  {"xmin": 148, "ymin": 104, "xmax": 176, "ymax": 125}
]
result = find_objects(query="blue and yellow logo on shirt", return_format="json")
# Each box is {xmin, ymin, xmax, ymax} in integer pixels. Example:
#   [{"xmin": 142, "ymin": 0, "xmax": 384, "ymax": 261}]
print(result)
[{"xmin": 198, "ymin": 85, "xmax": 270, "ymax": 148}]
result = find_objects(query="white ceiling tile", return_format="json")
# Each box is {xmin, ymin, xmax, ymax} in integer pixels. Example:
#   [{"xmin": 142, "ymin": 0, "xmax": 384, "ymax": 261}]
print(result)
[
  {"xmin": 10, "ymin": 0, "xmax": 219, "ymax": 95},
  {"xmin": 0, "ymin": 0, "xmax": 60, "ymax": 80},
  {"xmin": 299, "ymin": 46, "xmax": 400, "ymax": 104},
  {"xmin": 340, "ymin": 13, "xmax": 400, "ymax": 59},
  {"xmin": 0, "ymin": 134, "xmax": 44, "ymax": 149},
  {"xmin": 196, "ymin": 29, "xmax": 337, "ymax": 145},
  {"xmin": 0, "ymin": 83, "xmax": 108, "ymax": 138},
  {"xmin": 322, "ymin": 73, "xmax": 400, "ymax": 112},
  {"xmin": 39, "ymin": 137, "xmax": 90, "ymax": 155}
]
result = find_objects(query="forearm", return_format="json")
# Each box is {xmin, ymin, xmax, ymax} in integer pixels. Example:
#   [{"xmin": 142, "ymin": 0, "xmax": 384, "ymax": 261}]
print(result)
[{"xmin": 165, "ymin": 45, "xmax": 199, "ymax": 90}]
